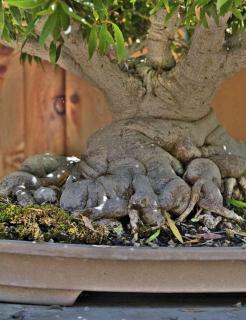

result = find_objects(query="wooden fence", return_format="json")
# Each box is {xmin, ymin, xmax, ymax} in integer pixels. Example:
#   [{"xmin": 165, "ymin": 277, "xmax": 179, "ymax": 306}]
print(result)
[
  {"xmin": 0, "ymin": 44, "xmax": 245, "ymax": 178},
  {"xmin": 0, "ymin": 46, "xmax": 111, "ymax": 177}
]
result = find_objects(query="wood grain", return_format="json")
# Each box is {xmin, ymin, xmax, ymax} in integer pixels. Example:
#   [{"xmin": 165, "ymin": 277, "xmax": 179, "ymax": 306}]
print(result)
[
  {"xmin": 0, "ymin": 47, "xmax": 25, "ymax": 178},
  {"xmin": 65, "ymin": 73, "xmax": 112, "ymax": 156},
  {"xmin": 23, "ymin": 62, "xmax": 66, "ymax": 157}
]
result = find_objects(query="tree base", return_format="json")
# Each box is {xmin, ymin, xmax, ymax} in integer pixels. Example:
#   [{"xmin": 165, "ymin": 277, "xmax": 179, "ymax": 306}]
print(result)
[{"xmin": 0, "ymin": 115, "xmax": 246, "ymax": 231}]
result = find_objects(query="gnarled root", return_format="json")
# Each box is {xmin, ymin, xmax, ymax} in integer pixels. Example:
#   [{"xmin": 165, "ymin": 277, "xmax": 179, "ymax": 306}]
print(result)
[
  {"xmin": 178, "ymin": 158, "xmax": 244, "ymax": 223},
  {"xmin": 1, "ymin": 118, "xmax": 246, "ymax": 230}
]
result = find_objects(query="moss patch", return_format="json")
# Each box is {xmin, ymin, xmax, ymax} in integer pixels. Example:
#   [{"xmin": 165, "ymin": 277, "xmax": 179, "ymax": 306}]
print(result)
[{"xmin": 0, "ymin": 202, "xmax": 109, "ymax": 244}]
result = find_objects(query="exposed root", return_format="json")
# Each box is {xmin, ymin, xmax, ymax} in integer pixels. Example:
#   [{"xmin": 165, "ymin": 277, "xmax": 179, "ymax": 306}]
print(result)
[
  {"xmin": 179, "ymin": 158, "xmax": 244, "ymax": 223},
  {"xmin": 1, "ymin": 118, "xmax": 246, "ymax": 232},
  {"xmin": 224, "ymin": 178, "xmax": 237, "ymax": 201},
  {"xmin": 177, "ymin": 179, "xmax": 203, "ymax": 223},
  {"xmin": 239, "ymin": 177, "xmax": 246, "ymax": 199}
]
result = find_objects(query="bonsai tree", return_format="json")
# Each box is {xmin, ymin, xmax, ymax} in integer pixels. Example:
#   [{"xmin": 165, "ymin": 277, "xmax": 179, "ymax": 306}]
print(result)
[{"xmin": 0, "ymin": 0, "xmax": 245, "ymax": 228}]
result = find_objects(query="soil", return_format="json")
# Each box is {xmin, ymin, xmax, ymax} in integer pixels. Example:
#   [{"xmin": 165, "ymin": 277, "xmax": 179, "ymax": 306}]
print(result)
[{"xmin": 1, "ymin": 198, "xmax": 246, "ymax": 248}]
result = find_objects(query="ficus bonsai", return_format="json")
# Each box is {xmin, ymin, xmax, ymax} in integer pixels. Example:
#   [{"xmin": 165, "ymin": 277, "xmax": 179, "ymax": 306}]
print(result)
[{"xmin": 0, "ymin": 0, "xmax": 245, "ymax": 231}]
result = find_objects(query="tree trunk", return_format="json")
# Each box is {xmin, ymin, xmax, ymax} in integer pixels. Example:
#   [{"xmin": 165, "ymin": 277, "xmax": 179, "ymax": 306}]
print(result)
[
  {"xmin": 56, "ymin": 90, "xmax": 245, "ymax": 226},
  {"xmin": 0, "ymin": 15, "xmax": 246, "ymax": 227}
]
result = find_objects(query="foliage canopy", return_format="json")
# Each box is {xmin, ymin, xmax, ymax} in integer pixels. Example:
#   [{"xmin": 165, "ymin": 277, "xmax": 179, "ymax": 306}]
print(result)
[{"xmin": 0, "ymin": 0, "xmax": 245, "ymax": 63}]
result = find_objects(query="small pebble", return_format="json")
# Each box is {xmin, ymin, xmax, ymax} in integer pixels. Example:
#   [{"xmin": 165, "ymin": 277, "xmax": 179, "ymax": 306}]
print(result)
[
  {"xmin": 48, "ymin": 305, "xmax": 63, "ymax": 310},
  {"xmin": 233, "ymin": 301, "xmax": 242, "ymax": 308},
  {"xmin": 15, "ymin": 189, "xmax": 34, "ymax": 207},
  {"xmin": 33, "ymin": 187, "xmax": 58, "ymax": 204}
]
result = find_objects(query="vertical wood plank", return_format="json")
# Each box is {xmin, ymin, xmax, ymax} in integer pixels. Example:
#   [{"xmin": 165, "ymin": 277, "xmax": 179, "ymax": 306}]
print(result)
[
  {"xmin": 65, "ymin": 73, "xmax": 112, "ymax": 156},
  {"xmin": 0, "ymin": 47, "xmax": 25, "ymax": 178},
  {"xmin": 24, "ymin": 62, "xmax": 66, "ymax": 157}
]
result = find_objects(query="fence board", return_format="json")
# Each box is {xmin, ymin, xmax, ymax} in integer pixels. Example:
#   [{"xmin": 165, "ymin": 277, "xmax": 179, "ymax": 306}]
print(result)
[
  {"xmin": 65, "ymin": 73, "xmax": 112, "ymax": 156},
  {"xmin": 24, "ymin": 62, "xmax": 66, "ymax": 157},
  {"xmin": 0, "ymin": 47, "xmax": 25, "ymax": 177}
]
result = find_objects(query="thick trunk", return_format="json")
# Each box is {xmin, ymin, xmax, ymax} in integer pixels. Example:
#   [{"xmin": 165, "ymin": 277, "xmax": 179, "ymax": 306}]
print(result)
[
  {"xmin": 58, "ymin": 102, "xmax": 246, "ymax": 225},
  {"xmin": 1, "ymin": 94, "xmax": 246, "ymax": 227}
]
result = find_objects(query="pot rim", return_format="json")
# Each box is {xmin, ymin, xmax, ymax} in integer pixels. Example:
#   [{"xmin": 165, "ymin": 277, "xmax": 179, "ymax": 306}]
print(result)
[{"xmin": 0, "ymin": 239, "xmax": 245, "ymax": 261}]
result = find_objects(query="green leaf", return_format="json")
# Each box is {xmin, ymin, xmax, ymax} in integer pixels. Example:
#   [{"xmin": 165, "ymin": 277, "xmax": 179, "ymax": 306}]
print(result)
[
  {"xmin": 27, "ymin": 53, "xmax": 32, "ymax": 64},
  {"xmin": 229, "ymin": 199, "xmax": 246, "ymax": 208},
  {"xmin": 39, "ymin": 13, "xmax": 58, "ymax": 48},
  {"xmin": 52, "ymin": 16, "xmax": 62, "ymax": 42},
  {"xmin": 88, "ymin": 26, "xmax": 97, "ymax": 59},
  {"xmin": 112, "ymin": 23, "xmax": 124, "ymax": 63},
  {"xmin": 9, "ymin": 7, "xmax": 22, "ymax": 25},
  {"xmin": 2, "ymin": 25, "xmax": 11, "ymax": 42},
  {"xmin": 145, "ymin": 229, "xmax": 160, "ymax": 244},
  {"xmin": 58, "ymin": 5, "xmax": 70, "ymax": 31},
  {"xmin": 19, "ymin": 52, "xmax": 27, "ymax": 64},
  {"xmin": 191, "ymin": 217, "xmax": 200, "ymax": 223},
  {"xmin": 98, "ymin": 24, "xmax": 113, "ymax": 55},
  {"xmin": 216, "ymin": 0, "xmax": 229, "ymax": 10},
  {"xmin": 34, "ymin": 55, "xmax": 41, "ymax": 64},
  {"xmin": 49, "ymin": 41, "xmax": 56, "ymax": 63},
  {"xmin": 162, "ymin": 0, "xmax": 170, "ymax": 13},
  {"xmin": 37, "ymin": 7, "xmax": 55, "ymax": 17},
  {"xmin": 0, "ymin": 0, "xmax": 4, "ymax": 35},
  {"xmin": 49, "ymin": 41, "xmax": 61, "ymax": 64},
  {"xmin": 234, "ymin": 0, "xmax": 242, "ymax": 5},
  {"xmin": 232, "ymin": 8, "xmax": 243, "ymax": 21},
  {"xmin": 93, "ymin": 0, "xmax": 108, "ymax": 20},
  {"xmin": 219, "ymin": 0, "xmax": 233, "ymax": 15},
  {"xmin": 7, "ymin": 0, "xmax": 44, "ymax": 9},
  {"xmin": 25, "ymin": 16, "xmax": 39, "ymax": 36},
  {"xmin": 60, "ymin": 1, "xmax": 90, "ymax": 26},
  {"xmin": 149, "ymin": 0, "xmax": 162, "ymax": 15}
]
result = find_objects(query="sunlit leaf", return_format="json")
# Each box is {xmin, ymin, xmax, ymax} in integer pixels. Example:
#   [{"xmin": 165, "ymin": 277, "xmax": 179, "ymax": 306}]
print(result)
[
  {"xmin": 145, "ymin": 229, "xmax": 160, "ymax": 244},
  {"xmin": 112, "ymin": 23, "xmax": 124, "ymax": 63},
  {"xmin": 0, "ymin": 0, "xmax": 4, "ymax": 35},
  {"xmin": 39, "ymin": 13, "xmax": 58, "ymax": 48},
  {"xmin": 217, "ymin": 0, "xmax": 230, "ymax": 10},
  {"xmin": 229, "ymin": 199, "xmax": 246, "ymax": 208},
  {"xmin": 7, "ymin": 0, "xmax": 44, "ymax": 9},
  {"xmin": 98, "ymin": 24, "xmax": 113, "ymax": 55},
  {"xmin": 88, "ymin": 25, "xmax": 97, "ymax": 59},
  {"xmin": 93, "ymin": 0, "xmax": 108, "ymax": 20}
]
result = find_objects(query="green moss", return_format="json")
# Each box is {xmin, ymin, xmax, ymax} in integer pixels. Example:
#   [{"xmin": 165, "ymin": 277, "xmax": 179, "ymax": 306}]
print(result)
[{"xmin": 0, "ymin": 202, "xmax": 109, "ymax": 244}]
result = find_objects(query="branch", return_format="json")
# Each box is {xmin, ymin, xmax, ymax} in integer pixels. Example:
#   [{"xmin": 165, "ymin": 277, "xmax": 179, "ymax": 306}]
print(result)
[
  {"xmin": 177, "ymin": 15, "xmax": 230, "ymax": 85},
  {"xmin": 61, "ymin": 26, "xmax": 145, "ymax": 119},
  {"xmin": 147, "ymin": 9, "xmax": 178, "ymax": 69},
  {"xmin": 0, "ymin": 37, "xmax": 85, "ymax": 79},
  {"xmin": 0, "ymin": 27, "xmax": 144, "ymax": 120},
  {"xmin": 151, "ymin": 16, "xmax": 233, "ymax": 120}
]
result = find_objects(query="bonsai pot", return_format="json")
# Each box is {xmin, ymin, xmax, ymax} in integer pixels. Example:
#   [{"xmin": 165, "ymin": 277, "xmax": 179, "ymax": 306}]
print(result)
[{"xmin": 0, "ymin": 240, "xmax": 246, "ymax": 306}]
